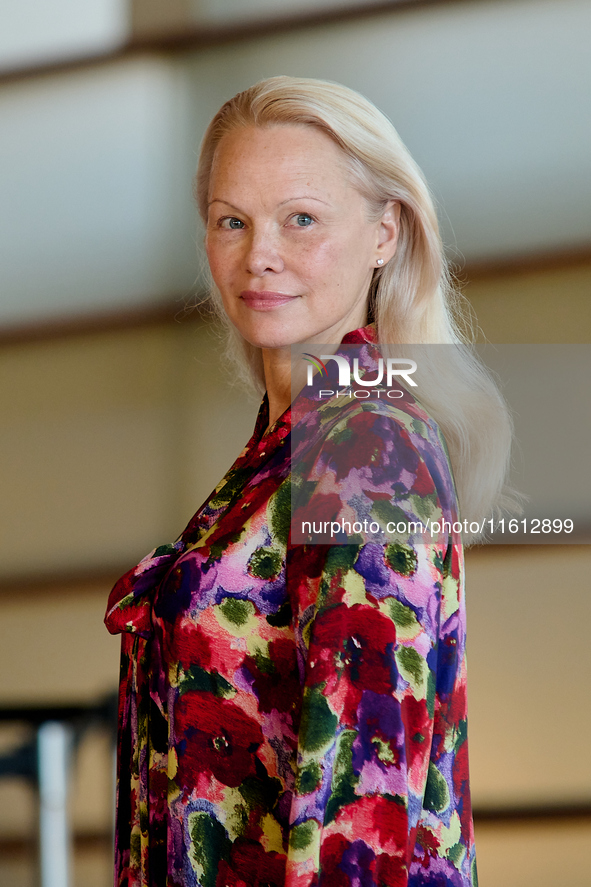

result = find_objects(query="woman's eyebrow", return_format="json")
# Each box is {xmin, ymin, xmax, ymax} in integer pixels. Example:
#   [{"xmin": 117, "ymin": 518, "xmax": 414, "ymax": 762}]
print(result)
[
  {"xmin": 208, "ymin": 196, "xmax": 331, "ymax": 210},
  {"xmin": 278, "ymin": 196, "xmax": 330, "ymax": 207},
  {"xmin": 207, "ymin": 198, "xmax": 241, "ymax": 211}
]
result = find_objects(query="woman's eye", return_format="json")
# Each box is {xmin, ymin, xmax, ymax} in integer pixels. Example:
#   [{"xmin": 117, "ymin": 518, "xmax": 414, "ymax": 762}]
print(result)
[
  {"xmin": 291, "ymin": 213, "xmax": 313, "ymax": 227},
  {"xmin": 220, "ymin": 217, "xmax": 245, "ymax": 229}
]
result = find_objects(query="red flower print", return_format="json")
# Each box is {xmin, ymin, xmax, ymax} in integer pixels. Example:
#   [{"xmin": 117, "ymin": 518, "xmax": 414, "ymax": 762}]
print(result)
[
  {"xmin": 322, "ymin": 412, "xmax": 389, "ymax": 480},
  {"xmin": 216, "ymin": 839, "xmax": 286, "ymax": 887},
  {"xmin": 308, "ymin": 603, "xmax": 397, "ymax": 725},
  {"xmin": 401, "ymin": 696, "xmax": 431, "ymax": 772},
  {"xmin": 292, "ymin": 492, "xmax": 344, "ymax": 538},
  {"xmin": 453, "ymin": 741, "xmax": 473, "ymax": 840},
  {"xmin": 439, "ymin": 674, "xmax": 467, "ymax": 730},
  {"xmin": 453, "ymin": 741, "xmax": 470, "ymax": 801},
  {"xmin": 414, "ymin": 825, "xmax": 440, "ymax": 869},
  {"xmin": 172, "ymin": 619, "xmax": 212, "ymax": 671},
  {"xmin": 330, "ymin": 796, "xmax": 408, "ymax": 858},
  {"xmin": 410, "ymin": 459, "xmax": 435, "ymax": 497},
  {"xmin": 318, "ymin": 834, "xmax": 352, "ymax": 887},
  {"xmin": 244, "ymin": 638, "xmax": 301, "ymax": 717},
  {"xmin": 175, "ymin": 692, "xmax": 264, "ymax": 788},
  {"xmin": 368, "ymin": 795, "xmax": 409, "ymax": 849},
  {"xmin": 374, "ymin": 851, "xmax": 408, "ymax": 887}
]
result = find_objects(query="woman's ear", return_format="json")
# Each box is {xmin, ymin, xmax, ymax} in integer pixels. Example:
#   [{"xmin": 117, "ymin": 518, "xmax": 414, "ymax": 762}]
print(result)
[{"xmin": 375, "ymin": 200, "xmax": 401, "ymax": 266}]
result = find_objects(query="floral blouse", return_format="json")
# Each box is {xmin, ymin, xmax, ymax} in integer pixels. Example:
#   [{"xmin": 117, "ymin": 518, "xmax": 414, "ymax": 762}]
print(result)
[{"xmin": 105, "ymin": 327, "xmax": 477, "ymax": 887}]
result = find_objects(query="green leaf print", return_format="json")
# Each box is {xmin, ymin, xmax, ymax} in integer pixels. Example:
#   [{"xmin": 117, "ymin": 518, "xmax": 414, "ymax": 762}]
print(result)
[
  {"xmin": 270, "ymin": 481, "xmax": 292, "ymax": 546},
  {"xmin": 266, "ymin": 601, "xmax": 293, "ymax": 628},
  {"xmin": 289, "ymin": 820, "xmax": 316, "ymax": 850},
  {"xmin": 387, "ymin": 598, "xmax": 419, "ymax": 629},
  {"xmin": 424, "ymin": 762, "xmax": 450, "ymax": 813},
  {"xmin": 153, "ymin": 543, "xmax": 179, "ymax": 558},
  {"xmin": 410, "ymin": 491, "xmax": 438, "ymax": 522},
  {"xmin": 373, "ymin": 500, "xmax": 410, "ymax": 531},
  {"xmin": 325, "ymin": 729, "xmax": 358, "ymax": 823},
  {"xmin": 296, "ymin": 761, "xmax": 323, "ymax": 795},
  {"xmin": 323, "ymin": 546, "xmax": 359, "ymax": 577},
  {"xmin": 396, "ymin": 645, "xmax": 424, "ymax": 687},
  {"xmin": 248, "ymin": 546, "xmax": 283, "ymax": 580},
  {"xmin": 219, "ymin": 597, "xmax": 255, "ymax": 627},
  {"xmin": 179, "ymin": 665, "xmax": 235, "ymax": 698},
  {"xmin": 385, "ymin": 543, "xmax": 418, "ymax": 577},
  {"xmin": 188, "ymin": 812, "xmax": 231, "ymax": 887},
  {"xmin": 299, "ymin": 687, "xmax": 338, "ymax": 753},
  {"xmin": 238, "ymin": 774, "xmax": 282, "ymax": 813},
  {"xmin": 210, "ymin": 466, "xmax": 250, "ymax": 509}
]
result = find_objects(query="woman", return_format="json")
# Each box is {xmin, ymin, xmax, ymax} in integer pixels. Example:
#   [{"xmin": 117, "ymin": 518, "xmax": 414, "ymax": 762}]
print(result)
[{"xmin": 106, "ymin": 76, "xmax": 511, "ymax": 887}]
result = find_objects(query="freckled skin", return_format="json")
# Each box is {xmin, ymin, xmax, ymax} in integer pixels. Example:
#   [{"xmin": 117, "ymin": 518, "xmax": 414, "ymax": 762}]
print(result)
[{"xmin": 205, "ymin": 124, "xmax": 399, "ymax": 353}]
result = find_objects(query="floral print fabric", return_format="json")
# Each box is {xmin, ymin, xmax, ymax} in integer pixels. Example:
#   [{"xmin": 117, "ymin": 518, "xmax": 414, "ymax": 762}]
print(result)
[{"xmin": 105, "ymin": 327, "xmax": 477, "ymax": 887}]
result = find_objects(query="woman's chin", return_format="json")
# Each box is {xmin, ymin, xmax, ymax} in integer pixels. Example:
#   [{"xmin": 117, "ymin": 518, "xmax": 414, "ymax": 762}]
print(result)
[{"xmin": 230, "ymin": 319, "xmax": 304, "ymax": 352}]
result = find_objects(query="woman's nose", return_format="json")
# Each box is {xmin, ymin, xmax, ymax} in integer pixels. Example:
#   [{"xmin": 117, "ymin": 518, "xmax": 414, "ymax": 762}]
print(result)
[{"xmin": 244, "ymin": 229, "xmax": 284, "ymax": 276}]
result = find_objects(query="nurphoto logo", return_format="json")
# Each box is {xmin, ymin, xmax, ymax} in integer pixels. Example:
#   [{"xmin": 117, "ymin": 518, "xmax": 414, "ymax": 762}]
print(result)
[{"xmin": 303, "ymin": 353, "xmax": 417, "ymax": 399}]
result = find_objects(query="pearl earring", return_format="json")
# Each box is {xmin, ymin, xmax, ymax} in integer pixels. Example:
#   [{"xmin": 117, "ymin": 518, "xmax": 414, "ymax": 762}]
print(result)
[{"xmin": 376, "ymin": 258, "xmax": 384, "ymax": 266}]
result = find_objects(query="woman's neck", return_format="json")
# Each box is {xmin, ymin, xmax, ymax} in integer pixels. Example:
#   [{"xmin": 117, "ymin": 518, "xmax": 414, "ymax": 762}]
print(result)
[
  {"xmin": 261, "ymin": 348, "xmax": 296, "ymax": 429},
  {"xmin": 261, "ymin": 317, "xmax": 370, "ymax": 429}
]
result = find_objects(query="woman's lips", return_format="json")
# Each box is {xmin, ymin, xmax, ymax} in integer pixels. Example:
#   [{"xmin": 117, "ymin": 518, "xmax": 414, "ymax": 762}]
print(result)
[{"xmin": 240, "ymin": 290, "xmax": 298, "ymax": 310}]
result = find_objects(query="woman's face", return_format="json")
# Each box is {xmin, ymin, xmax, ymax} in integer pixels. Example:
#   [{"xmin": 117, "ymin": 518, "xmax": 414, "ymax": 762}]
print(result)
[{"xmin": 205, "ymin": 124, "xmax": 399, "ymax": 350}]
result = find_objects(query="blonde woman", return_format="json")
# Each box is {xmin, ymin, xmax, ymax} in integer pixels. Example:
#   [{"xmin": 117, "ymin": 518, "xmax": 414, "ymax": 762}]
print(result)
[{"xmin": 106, "ymin": 76, "xmax": 511, "ymax": 887}]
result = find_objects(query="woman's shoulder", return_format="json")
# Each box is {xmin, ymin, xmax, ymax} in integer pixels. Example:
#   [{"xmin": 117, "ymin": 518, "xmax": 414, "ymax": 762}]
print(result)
[
  {"xmin": 290, "ymin": 384, "xmax": 460, "ymax": 548},
  {"xmin": 320, "ymin": 389, "xmax": 440, "ymax": 439},
  {"xmin": 296, "ymin": 385, "xmax": 449, "ymax": 475}
]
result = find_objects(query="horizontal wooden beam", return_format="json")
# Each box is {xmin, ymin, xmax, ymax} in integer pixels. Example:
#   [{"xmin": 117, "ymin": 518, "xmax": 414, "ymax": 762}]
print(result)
[
  {"xmin": 0, "ymin": 0, "xmax": 458, "ymax": 86},
  {"xmin": 0, "ymin": 697, "xmax": 117, "ymax": 727},
  {"xmin": 459, "ymin": 242, "xmax": 591, "ymax": 282},
  {"xmin": 473, "ymin": 801, "xmax": 591, "ymax": 824},
  {"xmin": 0, "ymin": 297, "xmax": 208, "ymax": 349},
  {"xmin": 0, "ymin": 564, "xmax": 134, "ymax": 597}
]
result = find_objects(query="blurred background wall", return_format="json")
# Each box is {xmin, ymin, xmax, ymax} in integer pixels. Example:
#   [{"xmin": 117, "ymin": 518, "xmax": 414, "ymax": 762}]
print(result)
[{"xmin": 0, "ymin": 1, "xmax": 590, "ymax": 885}]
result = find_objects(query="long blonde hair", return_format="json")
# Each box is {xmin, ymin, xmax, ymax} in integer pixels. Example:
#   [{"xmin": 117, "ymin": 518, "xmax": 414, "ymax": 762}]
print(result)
[{"xmin": 195, "ymin": 76, "xmax": 514, "ymax": 525}]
